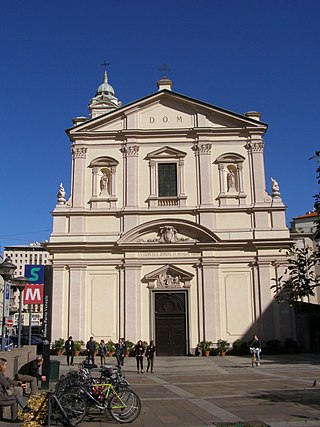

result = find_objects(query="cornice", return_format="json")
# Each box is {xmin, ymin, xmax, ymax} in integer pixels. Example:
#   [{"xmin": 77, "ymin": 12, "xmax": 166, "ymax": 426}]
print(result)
[{"xmin": 67, "ymin": 126, "xmax": 266, "ymax": 142}]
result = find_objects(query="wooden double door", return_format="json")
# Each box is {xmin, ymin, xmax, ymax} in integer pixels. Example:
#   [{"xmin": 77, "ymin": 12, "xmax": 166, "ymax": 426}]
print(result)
[{"xmin": 155, "ymin": 292, "xmax": 187, "ymax": 356}]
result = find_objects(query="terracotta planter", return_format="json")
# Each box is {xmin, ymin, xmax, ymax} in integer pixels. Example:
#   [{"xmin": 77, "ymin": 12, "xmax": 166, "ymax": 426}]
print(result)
[
  {"xmin": 219, "ymin": 351, "xmax": 226, "ymax": 356},
  {"xmin": 202, "ymin": 350, "xmax": 210, "ymax": 357},
  {"xmin": 74, "ymin": 351, "xmax": 80, "ymax": 356}
]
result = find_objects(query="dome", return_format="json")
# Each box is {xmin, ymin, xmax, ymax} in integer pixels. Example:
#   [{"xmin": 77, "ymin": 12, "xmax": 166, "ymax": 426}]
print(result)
[{"xmin": 96, "ymin": 70, "xmax": 115, "ymax": 96}]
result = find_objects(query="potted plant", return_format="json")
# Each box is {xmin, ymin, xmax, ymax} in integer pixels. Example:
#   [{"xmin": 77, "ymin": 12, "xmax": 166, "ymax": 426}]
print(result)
[
  {"xmin": 51, "ymin": 338, "xmax": 65, "ymax": 355},
  {"xmin": 125, "ymin": 340, "xmax": 134, "ymax": 357},
  {"xmin": 74, "ymin": 340, "xmax": 84, "ymax": 356},
  {"xmin": 198, "ymin": 340, "xmax": 213, "ymax": 356},
  {"xmin": 106, "ymin": 339, "xmax": 115, "ymax": 357},
  {"xmin": 217, "ymin": 339, "xmax": 229, "ymax": 356}
]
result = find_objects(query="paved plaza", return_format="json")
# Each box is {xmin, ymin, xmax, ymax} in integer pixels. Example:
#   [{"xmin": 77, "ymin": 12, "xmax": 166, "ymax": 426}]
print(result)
[{"xmin": 47, "ymin": 353, "xmax": 320, "ymax": 427}]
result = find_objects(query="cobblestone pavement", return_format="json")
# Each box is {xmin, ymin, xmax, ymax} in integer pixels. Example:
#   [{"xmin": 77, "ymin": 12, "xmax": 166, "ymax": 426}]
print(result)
[{"xmin": 3, "ymin": 353, "xmax": 320, "ymax": 427}]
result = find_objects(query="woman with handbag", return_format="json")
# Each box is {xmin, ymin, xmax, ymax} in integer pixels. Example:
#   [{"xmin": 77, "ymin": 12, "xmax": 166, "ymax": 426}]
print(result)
[{"xmin": 0, "ymin": 358, "xmax": 31, "ymax": 423}]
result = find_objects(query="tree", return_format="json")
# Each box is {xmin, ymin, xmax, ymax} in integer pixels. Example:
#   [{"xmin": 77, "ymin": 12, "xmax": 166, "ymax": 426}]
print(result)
[{"xmin": 271, "ymin": 152, "xmax": 320, "ymax": 305}]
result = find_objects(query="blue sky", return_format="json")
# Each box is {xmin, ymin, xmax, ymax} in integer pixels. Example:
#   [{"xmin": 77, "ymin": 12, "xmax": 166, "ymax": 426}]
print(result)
[{"xmin": 0, "ymin": 0, "xmax": 319, "ymax": 248}]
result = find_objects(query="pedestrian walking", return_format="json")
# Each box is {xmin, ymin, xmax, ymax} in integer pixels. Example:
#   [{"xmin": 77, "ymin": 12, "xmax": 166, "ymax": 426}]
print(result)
[
  {"xmin": 86, "ymin": 336, "xmax": 96, "ymax": 365},
  {"xmin": 115, "ymin": 338, "xmax": 126, "ymax": 367},
  {"xmin": 98, "ymin": 339, "xmax": 107, "ymax": 366},
  {"xmin": 135, "ymin": 340, "xmax": 145, "ymax": 373},
  {"xmin": 146, "ymin": 340, "xmax": 156, "ymax": 373},
  {"xmin": 64, "ymin": 336, "xmax": 75, "ymax": 366}
]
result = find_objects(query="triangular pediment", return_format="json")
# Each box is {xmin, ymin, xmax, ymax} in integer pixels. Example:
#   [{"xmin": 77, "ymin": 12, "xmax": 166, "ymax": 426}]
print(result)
[
  {"xmin": 145, "ymin": 264, "xmax": 194, "ymax": 281},
  {"xmin": 146, "ymin": 146, "xmax": 186, "ymax": 159},
  {"xmin": 67, "ymin": 90, "xmax": 267, "ymax": 138}
]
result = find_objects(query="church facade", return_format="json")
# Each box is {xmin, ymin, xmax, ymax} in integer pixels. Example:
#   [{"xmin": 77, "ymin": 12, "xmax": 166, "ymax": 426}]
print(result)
[{"xmin": 48, "ymin": 72, "xmax": 294, "ymax": 354}]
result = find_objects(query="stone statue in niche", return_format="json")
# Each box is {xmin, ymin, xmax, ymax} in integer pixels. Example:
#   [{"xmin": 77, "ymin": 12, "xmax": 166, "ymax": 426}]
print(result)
[
  {"xmin": 57, "ymin": 182, "xmax": 66, "ymax": 205},
  {"xmin": 227, "ymin": 169, "xmax": 236, "ymax": 192},
  {"xmin": 158, "ymin": 273, "xmax": 181, "ymax": 287},
  {"xmin": 100, "ymin": 173, "xmax": 110, "ymax": 196},
  {"xmin": 271, "ymin": 177, "xmax": 280, "ymax": 197}
]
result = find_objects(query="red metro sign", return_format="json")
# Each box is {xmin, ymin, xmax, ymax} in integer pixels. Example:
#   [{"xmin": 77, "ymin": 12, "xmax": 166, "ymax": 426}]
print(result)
[{"xmin": 23, "ymin": 284, "xmax": 44, "ymax": 304}]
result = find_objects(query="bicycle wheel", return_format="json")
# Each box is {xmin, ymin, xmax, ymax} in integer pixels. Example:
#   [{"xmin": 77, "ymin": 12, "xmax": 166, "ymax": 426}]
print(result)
[
  {"xmin": 58, "ymin": 391, "xmax": 87, "ymax": 425},
  {"xmin": 251, "ymin": 353, "xmax": 255, "ymax": 368},
  {"xmin": 109, "ymin": 390, "xmax": 141, "ymax": 423}
]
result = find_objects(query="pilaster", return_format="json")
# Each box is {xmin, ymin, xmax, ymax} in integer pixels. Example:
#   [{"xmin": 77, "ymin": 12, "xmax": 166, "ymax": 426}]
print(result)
[
  {"xmin": 124, "ymin": 264, "xmax": 142, "ymax": 341},
  {"xmin": 121, "ymin": 144, "xmax": 139, "ymax": 208},
  {"xmin": 68, "ymin": 265, "xmax": 87, "ymax": 340},
  {"xmin": 194, "ymin": 142, "xmax": 213, "ymax": 206},
  {"xmin": 71, "ymin": 146, "xmax": 87, "ymax": 208},
  {"xmin": 202, "ymin": 260, "xmax": 220, "ymax": 342},
  {"xmin": 246, "ymin": 138, "xmax": 266, "ymax": 205}
]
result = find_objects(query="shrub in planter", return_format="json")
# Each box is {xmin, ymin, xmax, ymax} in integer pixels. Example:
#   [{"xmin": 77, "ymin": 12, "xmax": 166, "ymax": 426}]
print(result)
[
  {"xmin": 106, "ymin": 339, "xmax": 115, "ymax": 356},
  {"xmin": 125, "ymin": 340, "xmax": 134, "ymax": 356},
  {"xmin": 284, "ymin": 338, "xmax": 299, "ymax": 354},
  {"xmin": 74, "ymin": 340, "xmax": 84, "ymax": 355},
  {"xmin": 232, "ymin": 339, "xmax": 249, "ymax": 355},
  {"xmin": 198, "ymin": 340, "xmax": 213, "ymax": 356},
  {"xmin": 266, "ymin": 339, "xmax": 281, "ymax": 354},
  {"xmin": 217, "ymin": 339, "xmax": 229, "ymax": 355},
  {"xmin": 51, "ymin": 338, "xmax": 65, "ymax": 355}
]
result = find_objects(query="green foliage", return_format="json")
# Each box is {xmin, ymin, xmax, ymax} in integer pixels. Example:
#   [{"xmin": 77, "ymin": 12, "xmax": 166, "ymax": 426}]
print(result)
[
  {"xmin": 125, "ymin": 340, "xmax": 134, "ymax": 351},
  {"xmin": 311, "ymin": 151, "xmax": 320, "ymax": 237},
  {"xmin": 51, "ymin": 338, "xmax": 64, "ymax": 354},
  {"xmin": 74, "ymin": 340, "xmax": 84, "ymax": 351},
  {"xmin": 266, "ymin": 339, "xmax": 281, "ymax": 354},
  {"xmin": 271, "ymin": 152, "xmax": 320, "ymax": 305},
  {"xmin": 106, "ymin": 339, "xmax": 115, "ymax": 352},
  {"xmin": 284, "ymin": 338, "xmax": 299, "ymax": 353},
  {"xmin": 198, "ymin": 340, "xmax": 213, "ymax": 351},
  {"xmin": 232, "ymin": 339, "xmax": 249, "ymax": 355},
  {"xmin": 271, "ymin": 245, "xmax": 319, "ymax": 304},
  {"xmin": 217, "ymin": 339, "xmax": 229, "ymax": 352}
]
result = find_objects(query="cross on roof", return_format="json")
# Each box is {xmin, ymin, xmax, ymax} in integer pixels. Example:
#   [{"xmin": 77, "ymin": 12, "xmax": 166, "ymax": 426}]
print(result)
[
  {"xmin": 100, "ymin": 60, "xmax": 110, "ymax": 72},
  {"xmin": 159, "ymin": 63, "xmax": 171, "ymax": 78}
]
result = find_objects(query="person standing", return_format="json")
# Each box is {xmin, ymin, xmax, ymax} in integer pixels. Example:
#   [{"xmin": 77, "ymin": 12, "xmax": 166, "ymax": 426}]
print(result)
[
  {"xmin": 15, "ymin": 356, "xmax": 46, "ymax": 396},
  {"xmin": 0, "ymin": 358, "xmax": 31, "ymax": 423},
  {"xmin": 86, "ymin": 337, "xmax": 96, "ymax": 365},
  {"xmin": 98, "ymin": 339, "xmax": 107, "ymax": 366},
  {"xmin": 146, "ymin": 340, "xmax": 156, "ymax": 373},
  {"xmin": 135, "ymin": 340, "xmax": 145, "ymax": 373},
  {"xmin": 249, "ymin": 334, "xmax": 262, "ymax": 365},
  {"xmin": 115, "ymin": 338, "xmax": 126, "ymax": 367},
  {"xmin": 64, "ymin": 336, "xmax": 75, "ymax": 366}
]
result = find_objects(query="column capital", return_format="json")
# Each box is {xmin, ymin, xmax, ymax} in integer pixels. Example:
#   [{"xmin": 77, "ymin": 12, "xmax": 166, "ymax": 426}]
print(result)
[
  {"xmin": 72, "ymin": 146, "xmax": 87, "ymax": 158},
  {"xmin": 246, "ymin": 141, "xmax": 264, "ymax": 152},
  {"xmin": 193, "ymin": 143, "xmax": 212, "ymax": 154},
  {"xmin": 121, "ymin": 144, "xmax": 140, "ymax": 157}
]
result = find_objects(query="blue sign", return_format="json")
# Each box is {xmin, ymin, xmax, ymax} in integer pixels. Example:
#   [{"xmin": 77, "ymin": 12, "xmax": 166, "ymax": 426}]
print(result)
[{"xmin": 25, "ymin": 265, "xmax": 44, "ymax": 284}]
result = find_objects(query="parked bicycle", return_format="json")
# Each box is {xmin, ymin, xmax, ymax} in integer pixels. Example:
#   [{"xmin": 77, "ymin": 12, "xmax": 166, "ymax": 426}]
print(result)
[
  {"xmin": 250, "ymin": 347, "xmax": 260, "ymax": 368},
  {"xmin": 59, "ymin": 381, "xmax": 141, "ymax": 424},
  {"xmin": 55, "ymin": 364, "xmax": 140, "ymax": 424}
]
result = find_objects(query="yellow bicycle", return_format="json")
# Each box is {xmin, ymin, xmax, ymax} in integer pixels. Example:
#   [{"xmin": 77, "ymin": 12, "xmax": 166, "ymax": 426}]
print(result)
[
  {"xmin": 250, "ymin": 348, "xmax": 260, "ymax": 368},
  {"xmin": 58, "ymin": 381, "xmax": 141, "ymax": 424}
]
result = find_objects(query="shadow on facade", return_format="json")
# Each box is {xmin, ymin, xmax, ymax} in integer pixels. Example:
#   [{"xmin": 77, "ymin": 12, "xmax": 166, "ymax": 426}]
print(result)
[{"xmin": 230, "ymin": 298, "xmax": 320, "ymax": 355}]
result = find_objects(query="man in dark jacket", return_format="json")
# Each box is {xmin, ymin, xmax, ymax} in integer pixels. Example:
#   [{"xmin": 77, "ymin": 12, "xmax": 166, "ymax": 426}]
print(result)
[
  {"xmin": 15, "ymin": 355, "xmax": 46, "ymax": 395},
  {"xmin": 65, "ymin": 336, "xmax": 75, "ymax": 366},
  {"xmin": 86, "ymin": 337, "xmax": 96, "ymax": 365}
]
